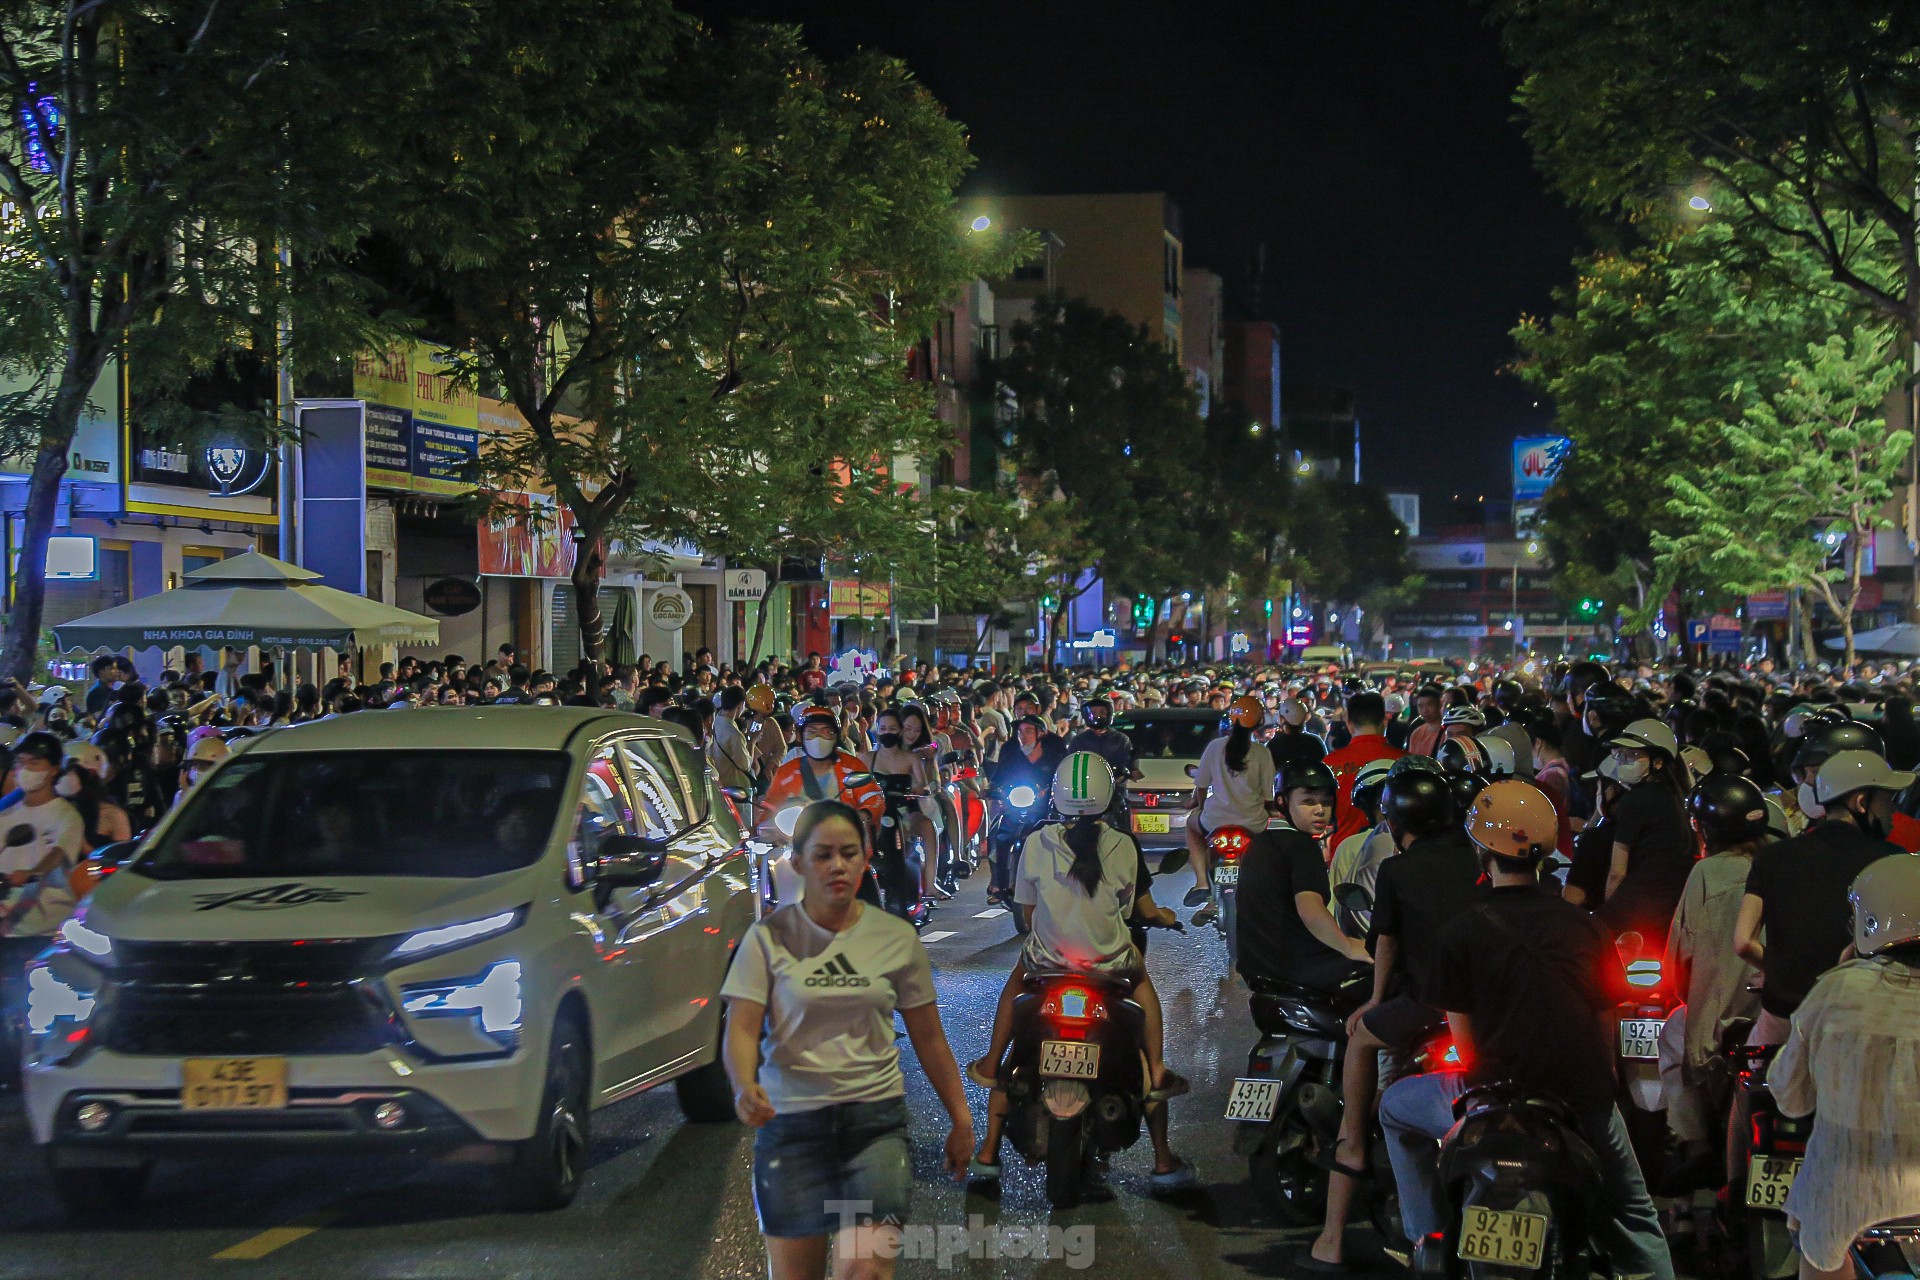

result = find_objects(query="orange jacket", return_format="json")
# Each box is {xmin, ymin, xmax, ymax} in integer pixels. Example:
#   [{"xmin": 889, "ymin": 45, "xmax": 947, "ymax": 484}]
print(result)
[{"xmin": 761, "ymin": 751, "xmax": 886, "ymax": 831}]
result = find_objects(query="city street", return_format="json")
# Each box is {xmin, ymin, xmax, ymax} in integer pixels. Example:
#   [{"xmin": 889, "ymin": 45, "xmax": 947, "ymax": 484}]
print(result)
[{"xmin": 0, "ymin": 866, "xmax": 1404, "ymax": 1280}]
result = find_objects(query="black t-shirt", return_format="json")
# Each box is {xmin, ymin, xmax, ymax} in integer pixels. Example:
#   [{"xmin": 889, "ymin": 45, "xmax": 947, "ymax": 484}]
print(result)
[
  {"xmin": 1601, "ymin": 782, "xmax": 1696, "ymax": 937},
  {"xmin": 1236, "ymin": 824, "xmax": 1342, "ymax": 986},
  {"xmin": 1746, "ymin": 819, "xmax": 1899, "ymax": 1016},
  {"xmin": 1369, "ymin": 832, "xmax": 1487, "ymax": 1004},
  {"xmin": 1567, "ymin": 814, "xmax": 1613, "ymax": 904},
  {"xmin": 988, "ymin": 739, "xmax": 1066, "ymax": 797},
  {"xmin": 1431, "ymin": 882, "xmax": 1625, "ymax": 1113}
]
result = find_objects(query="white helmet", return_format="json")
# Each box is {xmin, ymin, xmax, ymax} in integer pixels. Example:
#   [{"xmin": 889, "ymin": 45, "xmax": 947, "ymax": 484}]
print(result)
[
  {"xmin": 1608, "ymin": 718, "xmax": 1679, "ymax": 760},
  {"xmin": 1851, "ymin": 855, "xmax": 1920, "ymax": 956},
  {"xmin": 1476, "ymin": 734, "xmax": 1518, "ymax": 777},
  {"xmin": 1814, "ymin": 749, "xmax": 1918, "ymax": 806},
  {"xmin": 1052, "ymin": 751, "xmax": 1116, "ymax": 818}
]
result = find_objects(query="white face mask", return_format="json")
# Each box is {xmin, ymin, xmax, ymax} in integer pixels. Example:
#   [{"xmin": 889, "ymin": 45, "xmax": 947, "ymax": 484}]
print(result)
[
  {"xmin": 1797, "ymin": 782, "xmax": 1827, "ymax": 822},
  {"xmin": 1613, "ymin": 758, "xmax": 1650, "ymax": 787},
  {"xmin": 54, "ymin": 772, "xmax": 81, "ymax": 799},
  {"xmin": 803, "ymin": 736, "xmax": 836, "ymax": 761},
  {"xmin": 16, "ymin": 766, "xmax": 53, "ymax": 793}
]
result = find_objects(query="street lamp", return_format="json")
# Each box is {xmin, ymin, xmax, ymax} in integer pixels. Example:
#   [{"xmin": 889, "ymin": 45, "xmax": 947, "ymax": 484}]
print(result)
[
  {"xmin": 969, "ymin": 215, "xmax": 992, "ymax": 231},
  {"xmin": 1687, "ymin": 196, "xmax": 1712, "ymax": 211}
]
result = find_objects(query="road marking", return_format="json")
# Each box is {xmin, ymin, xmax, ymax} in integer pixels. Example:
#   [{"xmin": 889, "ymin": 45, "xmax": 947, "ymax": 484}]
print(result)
[
  {"xmin": 213, "ymin": 1211, "xmax": 338, "ymax": 1261},
  {"xmin": 973, "ymin": 908, "xmax": 1007, "ymax": 919},
  {"xmin": 920, "ymin": 930, "xmax": 958, "ymax": 942}
]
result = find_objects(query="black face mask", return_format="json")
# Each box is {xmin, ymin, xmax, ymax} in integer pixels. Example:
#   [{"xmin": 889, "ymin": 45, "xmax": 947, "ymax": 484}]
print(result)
[{"xmin": 877, "ymin": 732, "xmax": 902, "ymax": 749}]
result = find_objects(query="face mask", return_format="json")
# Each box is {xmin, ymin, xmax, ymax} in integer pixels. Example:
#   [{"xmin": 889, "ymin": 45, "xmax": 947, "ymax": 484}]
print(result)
[
  {"xmin": 804, "ymin": 736, "xmax": 836, "ymax": 761},
  {"xmin": 1797, "ymin": 782, "xmax": 1827, "ymax": 822},
  {"xmin": 54, "ymin": 772, "xmax": 81, "ymax": 798},
  {"xmin": 1613, "ymin": 758, "xmax": 1650, "ymax": 787},
  {"xmin": 17, "ymin": 766, "xmax": 52, "ymax": 792},
  {"xmin": 877, "ymin": 732, "xmax": 902, "ymax": 750}
]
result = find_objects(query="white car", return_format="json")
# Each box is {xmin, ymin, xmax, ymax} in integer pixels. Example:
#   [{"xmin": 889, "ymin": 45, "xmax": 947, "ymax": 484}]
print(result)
[
  {"xmin": 20, "ymin": 707, "xmax": 756, "ymax": 1213},
  {"xmin": 1113, "ymin": 708, "xmax": 1220, "ymax": 853}
]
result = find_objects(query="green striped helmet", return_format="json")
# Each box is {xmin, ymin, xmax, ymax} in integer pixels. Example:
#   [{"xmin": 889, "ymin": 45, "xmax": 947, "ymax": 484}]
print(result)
[{"xmin": 1052, "ymin": 751, "xmax": 1115, "ymax": 817}]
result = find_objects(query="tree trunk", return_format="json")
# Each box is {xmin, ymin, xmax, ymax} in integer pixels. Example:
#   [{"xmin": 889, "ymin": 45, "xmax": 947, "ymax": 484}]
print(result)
[
  {"xmin": 569, "ymin": 526, "xmax": 607, "ymax": 665},
  {"xmin": 1794, "ymin": 590, "xmax": 1818, "ymax": 668},
  {"xmin": 748, "ymin": 561, "xmax": 782, "ymax": 667},
  {"xmin": 1, "ymin": 381, "xmax": 88, "ymax": 683}
]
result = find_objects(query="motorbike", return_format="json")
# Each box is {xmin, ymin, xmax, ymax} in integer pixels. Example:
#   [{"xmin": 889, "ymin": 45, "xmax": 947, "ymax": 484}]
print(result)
[
  {"xmin": 1205, "ymin": 824, "xmax": 1254, "ymax": 971},
  {"xmin": 758, "ymin": 778, "xmax": 886, "ymax": 914},
  {"xmin": 1728, "ymin": 1039, "xmax": 1809, "ymax": 1280},
  {"xmin": 943, "ymin": 751, "xmax": 989, "ymax": 877},
  {"xmin": 988, "ymin": 780, "xmax": 1049, "ymax": 933},
  {"xmin": 1413, "ymin": 1082, "xmax": 1606, "ymax": 1280},
  {"xmin": 1611, "ymin": 929, "xmax": 1677, "ymax": 1178},
  {"xmin": 872, "ymin": 775, "xmax": 931, "ymax": 930},
  {"xmin": 997, "ymin": 969, "xmax": 1150, "ymax": 1208},
  {"xmin": 1850, "ymin": 1218, "xmax": 1920, "ymax": 1280}
]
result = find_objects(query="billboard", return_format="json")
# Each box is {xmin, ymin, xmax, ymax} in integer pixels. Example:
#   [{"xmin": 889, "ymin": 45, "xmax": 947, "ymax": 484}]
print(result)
[
  {"xmin": 351, "ymin": 342, "xmax": 482, "ymax": 496},
  {"xmin": 1512, "ymin": 435, "xmax": 1571, "ymax": 503},
  {"xmin": 478, "ymin": 492, "xmax": 578, "ymax": 578},
  {"xmin": 828, "ymin": 580, "xmax": 891, "ymax": 619}
]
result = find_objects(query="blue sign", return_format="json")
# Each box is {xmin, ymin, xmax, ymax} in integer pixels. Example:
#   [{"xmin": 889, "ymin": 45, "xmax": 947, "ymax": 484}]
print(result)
[
  {"xmin": 1685, "ymin": 619, "xmax": 1709, "ymax": 646},
  {"xmin": 1513, "ymin": 436, "xmax": 1571, "ymax": 503}
]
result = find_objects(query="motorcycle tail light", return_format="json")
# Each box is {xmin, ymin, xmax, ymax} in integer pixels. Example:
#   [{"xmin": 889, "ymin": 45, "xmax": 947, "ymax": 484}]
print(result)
[
  {"xmin": 1625, "ymin": 959, "xmax": 1662, "ymax": 989},
  {"xmin": 1043, "ymin": 982, "xmax": 1104, "ymax": 1025},
  {"xmin": 1209, "ymin": 826, "xmax": 1253, "ymax": 860}
]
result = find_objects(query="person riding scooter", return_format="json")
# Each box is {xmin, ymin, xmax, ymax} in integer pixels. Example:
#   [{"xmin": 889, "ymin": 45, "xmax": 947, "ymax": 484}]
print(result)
[{"xmin": 1236, "ymin": 759, "xmax": 1372, "ymax": 994}]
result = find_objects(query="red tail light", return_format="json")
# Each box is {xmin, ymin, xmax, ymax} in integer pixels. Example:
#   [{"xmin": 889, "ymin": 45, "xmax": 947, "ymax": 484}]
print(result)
[
  {"xmin": 1040, "ymin": 981, "xmax": 1107, "ymax": 1037},
  {"xmin": 1209, "ymin": 826, "xmax": 1254, "ymax": 860}
]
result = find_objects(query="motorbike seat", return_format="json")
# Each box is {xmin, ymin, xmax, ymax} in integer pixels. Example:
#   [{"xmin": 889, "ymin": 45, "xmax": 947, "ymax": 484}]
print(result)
[
  {"xmin": 1248, "ymin": 981, "xmax": 1348, "ymax": 1038},
  {"xmin": 1022, "ymin": 968, "xmax": 1135, "ymax": 995},
  {"xmin": 1455, "ymin": 1080, "xmax": 1584, "ymax": 1130}
]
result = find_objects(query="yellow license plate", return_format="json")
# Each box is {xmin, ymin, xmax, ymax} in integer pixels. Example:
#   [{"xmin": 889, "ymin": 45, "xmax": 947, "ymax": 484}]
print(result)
[
  {"xmin": 1745, "ymin": 1155, "xmax": 1802, "ymax": 1210},
  {"xmin": 1133, "ymin": 813, "xmax": 1171, "ymax": 834},
  {"xmin": 1457, "ymin": 1206, "xmax": 1549, "ymax": 1269},
  {"xmin": 182, "ymin": 1057, "xmax": 288, "ymax": 1110}
]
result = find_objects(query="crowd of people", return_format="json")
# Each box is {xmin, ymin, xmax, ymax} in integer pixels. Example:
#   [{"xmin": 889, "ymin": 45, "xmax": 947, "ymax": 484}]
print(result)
[{"xmin": 8, "ymin": 637, "xmax": 1920, "ymax": 1280}]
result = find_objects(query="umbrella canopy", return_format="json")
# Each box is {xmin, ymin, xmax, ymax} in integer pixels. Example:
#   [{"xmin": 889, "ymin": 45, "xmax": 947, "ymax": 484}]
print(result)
[
  {"xmin": 1823, "ymin": 623, "xmax": 1920, "ymax": 657},
  {"xmin": 52, "ymin": 551, "xmax": 440, "ymax": 653}
]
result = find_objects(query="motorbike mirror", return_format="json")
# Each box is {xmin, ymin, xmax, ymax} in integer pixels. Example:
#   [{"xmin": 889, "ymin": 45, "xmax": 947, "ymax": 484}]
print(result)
[
  {"xmin": 841, "ymin": 772, "xmax": 876, "ymax": 788},
  {"xmin": 1613, "ymin": 930, "xmax": 1645, "ymax": 962},
  {"xmin": 5, "ymin": 824, "xmax": 33, "ymax": 848},
  {"xmin": 939, "ymin": 751, "xmax": 964, "ymax": 766},
  {"xmin": 1332, "ymin": 881, "xmax": 1374, "ymax": 915},
  {"xmin": 90, "ymin": 838, "xmax": 139, "ymax": 868},
  {"xmin": 773, "ymin": 806, "xmax": 802, "ymax": 840}
]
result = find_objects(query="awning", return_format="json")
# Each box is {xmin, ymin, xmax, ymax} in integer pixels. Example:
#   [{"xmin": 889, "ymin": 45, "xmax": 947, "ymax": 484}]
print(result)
[{"xmin": 52, "ymin": 551, "xmax": 440, "ymax": 652}]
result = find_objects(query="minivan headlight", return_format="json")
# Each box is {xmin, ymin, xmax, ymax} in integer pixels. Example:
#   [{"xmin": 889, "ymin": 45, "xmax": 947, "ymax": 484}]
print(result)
[
  {"xmin": 390, "ymin": 907, "xmax": 524, "ymax": 962},
  {"xmin": 399, "ymin": 961, "xmax": 523, "ymax": 1050},
  {"xmin": 26, "ymin": 963, "xmax": 96, "ymax": 1037},
  {"xmin": 59, "ymin": 916, "xmax": 113, "ymax": 962}
]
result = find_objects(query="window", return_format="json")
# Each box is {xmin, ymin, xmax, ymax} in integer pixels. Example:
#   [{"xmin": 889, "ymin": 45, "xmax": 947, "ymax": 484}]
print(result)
[
  {"xmin": 665, "ymin": 738, "xmax": 711, "ymax": 823},
  {"xmin": 181, "ymin": 545, "xmax": 228, "ymax": 577},
  {"xmin": 617, "ymin": 738, "xmax": 687, "ymax": 839},
  {"xmin": 570, "ymin": 746, "xmax": 632, "ymax": 886}
]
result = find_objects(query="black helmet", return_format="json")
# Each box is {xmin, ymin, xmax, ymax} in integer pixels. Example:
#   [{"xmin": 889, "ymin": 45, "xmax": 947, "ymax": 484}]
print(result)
[
  {"xmin": 1271, "ymin": 731, "xmax": 1327, "ymax": 769},
  {"xmin": 1381, "ymin": 771, "xmax": 1454, "ymax": 841},
  {"xmin": 1279, "ymin": 759, "xmax": 1338, "ymax": 797},
  {"xmin": 1447, "ymin": 770, "xmax": 1489, "ymax": 815},
  {"xmin": 1436, "ymin": 736, "xmax": 1489, "ymax": 776},
  {"xmin": 1688, "ymin": 774, "xmax": 1770, "ymax": 848},
  {"xmin": 1792, "ymin": 720, "xmax": 1884, "ymax": 775},
  {"xmin": 1491, "ymin": 678, "xmax": 1524, "ymax": 712},
  {"xmin": 1581, "ymin": 683, "xmax": 1636, "ymax": 736},
  {"xmin": 1387, "ymin": 753, "xmax": 1447, "ymax": 782}
]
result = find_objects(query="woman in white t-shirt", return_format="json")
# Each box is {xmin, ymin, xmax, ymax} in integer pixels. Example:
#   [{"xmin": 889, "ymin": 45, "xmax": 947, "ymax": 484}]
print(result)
[
  {"xmin": 1182, "ymin": 697, "xmax": 1276, "ymax": 922},
  {"xmin": 722, "ymin": 799, "xmax": 972, "ymax": 1280}
]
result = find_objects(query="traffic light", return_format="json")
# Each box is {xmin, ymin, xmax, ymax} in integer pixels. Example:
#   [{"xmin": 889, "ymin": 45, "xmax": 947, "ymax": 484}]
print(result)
[
  {"xmin": 1131, "ymin": 593, "xmax": 1156, "ymax": 629},
  {"xmin": 1263, "ymin": 599, "xmax": 1274, "ymax": 618},
  {"xmin": 1576, "ymin": 597, "xmax": 1604, "ymax": 619},
  {"xmin": 1041, "ymin": 591, "xmax": 1058, "ymax": 612}
]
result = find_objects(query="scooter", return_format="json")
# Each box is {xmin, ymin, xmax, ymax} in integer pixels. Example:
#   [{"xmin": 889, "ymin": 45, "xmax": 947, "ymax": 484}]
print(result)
[
  {"xmin": 944, "ymin": 753, "xmax": 989, "ymax": 875},
  {"xmin": 1413, "ymin": 1082, "xmax": 1606, "ymax": 1280},
  {"xmin": 872, "ymin": 776, "xmax": 930, "ymax": 930},
  {"xmin": 1611, "ymin": 929, "xmax": 1678, "ymax": 1179},
  {"xmin": 988, "ymin": 780, "xmax": 1048, "ymax": 934},
  {"xmin": 1205, "ymin": 824, "xmax": 1253, "ymax": 971},
  {"xmin": 997, "ymin": 970, "xmax": 1150, "ymax": 1209},
  {"xmin": 1729, "ymin": 1040, "xmax": 1808, "ymax": 1280}
]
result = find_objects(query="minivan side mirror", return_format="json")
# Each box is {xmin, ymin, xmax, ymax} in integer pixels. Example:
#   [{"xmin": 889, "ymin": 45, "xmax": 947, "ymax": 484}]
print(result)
[
  {"xmin": 91, "ymin": 839, "xmax": 140, "ymax": 869},
  {"xmin": 595, "ymin": 834, "xmax": 669, "ymax": 890}
]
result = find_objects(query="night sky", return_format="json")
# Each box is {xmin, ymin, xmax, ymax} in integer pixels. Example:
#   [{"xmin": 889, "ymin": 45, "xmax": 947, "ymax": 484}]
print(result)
[{"xmin": 684, "ymin": 0, "xmax": 1583, "ymax": 511}]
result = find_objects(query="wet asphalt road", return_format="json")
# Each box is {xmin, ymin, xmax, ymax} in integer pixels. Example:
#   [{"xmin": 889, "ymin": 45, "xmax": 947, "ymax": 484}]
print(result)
[{"xmin": 0, "ymin": 865, "xmax": 1410, "ymax": 1280}]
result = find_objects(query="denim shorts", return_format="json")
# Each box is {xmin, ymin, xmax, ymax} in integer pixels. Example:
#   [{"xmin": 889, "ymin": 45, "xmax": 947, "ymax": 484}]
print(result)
[{"xmin": 752, "ymin": 1097, "xmax": 912, "ymax": 1239}]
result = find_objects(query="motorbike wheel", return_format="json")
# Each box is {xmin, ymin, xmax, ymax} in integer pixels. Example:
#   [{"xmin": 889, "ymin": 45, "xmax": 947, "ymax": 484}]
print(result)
[
  {"xmin": 1249, "ymin": 1120, "xmax": 1327, "ymax": 1225},
  {"xmin": 1045, "ymin": 1112, "xmax": 1092, "ymax": 1209},
  {"xmin": 1747, "ymin": 1214, "xmax": 1799, "ymax": 1280}
]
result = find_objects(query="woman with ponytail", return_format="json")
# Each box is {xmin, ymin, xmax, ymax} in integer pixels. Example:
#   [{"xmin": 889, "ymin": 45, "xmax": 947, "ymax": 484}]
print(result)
[
  {"xmin": 1183, "ymin": 696, "xmax": 1277, "ymax": 923},
  {"xmin": 962, "ymin": 751, "xmax": 1194, "ymax": 1190}
]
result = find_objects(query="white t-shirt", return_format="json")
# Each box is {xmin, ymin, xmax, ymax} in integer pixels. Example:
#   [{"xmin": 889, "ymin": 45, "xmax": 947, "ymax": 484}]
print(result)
[
  {"xmin": 721, "ymin": 901, "xmax": 936, "ymax": 1114},
  {"xmin": 1014, "ymin": 822, "xmax": 1140, "ymax": 976},
  {"xmin": 0, "ymin": 795, "xmax": 86, "ymax": 935},
  {"xmin": 1193, "ymin": 736, "xmax": 1277, "ymax": 832}
]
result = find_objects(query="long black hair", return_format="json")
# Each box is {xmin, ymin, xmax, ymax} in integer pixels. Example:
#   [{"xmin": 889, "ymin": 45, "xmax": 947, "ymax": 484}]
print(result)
[
  {"xmin": 1064, "ymin": 816, "xmax": 1106, "ymax": 896},
  {"xmin": 1224, "ymin": 720, "xmax": 1254, "ymax": 773}
]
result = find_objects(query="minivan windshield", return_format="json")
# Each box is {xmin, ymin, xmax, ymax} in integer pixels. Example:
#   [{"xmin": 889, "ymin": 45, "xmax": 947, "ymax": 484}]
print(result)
[
  {"xmin": 1115, "ymin": 713, "xmax": 1222, "ymax": 761},
  {"xmin": 136, "ymin": 750, "xmax": 572, "ymax": 880}
]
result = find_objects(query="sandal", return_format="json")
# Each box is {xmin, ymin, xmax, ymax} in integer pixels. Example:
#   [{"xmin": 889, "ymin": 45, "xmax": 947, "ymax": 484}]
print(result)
[
  {"xmin": 965, "ymin": 1057, "xmax": 1001, "ymax": 1089},
  {"xmin": 1311, "ymin": 1145, "xmax": 1370, "ymax": 1180},
  {"xmin": 1147, "ymin": 1068, "xmax": 1190, "ymax": 1101}
]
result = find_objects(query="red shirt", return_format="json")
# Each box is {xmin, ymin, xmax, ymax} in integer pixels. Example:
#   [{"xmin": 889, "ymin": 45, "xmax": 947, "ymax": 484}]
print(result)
[
  {"xmin": 1324, "ymin": 733, "xmax": 1404, "ymax": 854},
  {"xmin": 1407, "ymin": 720, "xmax": 1444, "ymax": 759},
  {"xmin": 1892, "ymin": 811, "xmax": 1920, "ymax": 854}
]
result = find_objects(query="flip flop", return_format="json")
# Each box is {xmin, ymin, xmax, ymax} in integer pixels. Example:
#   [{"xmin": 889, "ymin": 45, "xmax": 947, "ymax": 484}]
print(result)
[
  {"xmin": 1147, "ymin": 1069, "xmax": 1191, "ymax": 1101},
  {"xmin": 1293, "ymin": 1249, "xmax": 1352, "ymax": 1274},
  {"xmin": 1311, "ymin": 1146, "xmax": 1369, "ymax": 1180},
  {"xmin": 968, "ymin": 1157, "xmax": 1002, "ymax": 1181},
  {"xmin": 965, "ymin": 1058, "xmax": 1001, "ymax": 1089}
]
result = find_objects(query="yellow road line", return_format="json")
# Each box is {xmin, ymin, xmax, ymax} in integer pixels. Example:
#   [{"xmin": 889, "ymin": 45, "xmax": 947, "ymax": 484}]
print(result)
[{"xmin": 212, "ymin": 1211, "xmax": 338, "ymax": 1261}]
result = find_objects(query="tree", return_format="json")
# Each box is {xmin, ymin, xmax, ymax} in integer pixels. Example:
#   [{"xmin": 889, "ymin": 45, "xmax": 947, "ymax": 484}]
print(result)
[
  {"xmin": 1659, "ymin": 326, "xmax": 1908, "ymax": 668},
  {"xmin": 1487, "ymin": 0, "xmax": 1920, "ymax": 344},
  {"xmin": 0, "ymin": 0, "xmax": 422, "ymax": 678},
  {"xmin": 992, "ymin": 297, "xmax": 1212, "ymax": 665},
  {"xmin": 371, "ymin": 14, "xmax": 987, "ymax": 661},
  {"xmin": 1511, "ymin": 221, "xmax": 1861, "ymax": 638}
]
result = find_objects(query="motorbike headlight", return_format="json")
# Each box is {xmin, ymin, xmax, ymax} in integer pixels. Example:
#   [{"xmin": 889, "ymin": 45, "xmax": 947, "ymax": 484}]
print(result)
[
  {"xmin": 773, "ymin": 806, "xmax": 802, "ymax": 839},
  {"xmin": 1007, "ymin": 786, "xmax": 1038, "ymax": 809},
  {"xmin": 399, "ymin": 961, "xmax": 523, "ymax": 1049},
  {"xmin": 391, "ymin": 907, "xmax": 525, "ymax": 963},
  {"xmin": 26, "ymin": 962, "xmax": 96, "ymax": 1037}
]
